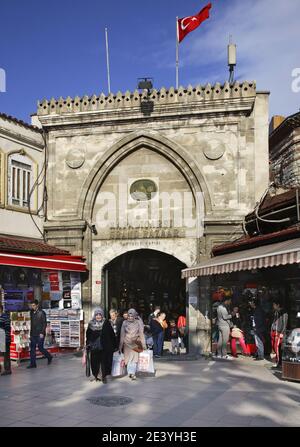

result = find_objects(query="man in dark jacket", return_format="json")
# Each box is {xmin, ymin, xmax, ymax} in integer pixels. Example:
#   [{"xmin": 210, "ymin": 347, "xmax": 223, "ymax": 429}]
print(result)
[
  {"xmin": 27, "ymin": 300, "xmax": 52, "ymax": 368},
  {"xmin": 109, "ymin": 309, "xmax": 123, "ymax": 347},
  {"xmin": 0, "ymin": 304, "xmax": 12, "ymax": 375},
  {"xmin": 249, "ymin": 298, "xmax": 266, "ymax": 360}
]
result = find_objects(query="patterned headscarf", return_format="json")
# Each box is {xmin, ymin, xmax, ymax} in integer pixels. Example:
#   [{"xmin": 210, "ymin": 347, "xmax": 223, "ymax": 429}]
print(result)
[
  {"xmin": 93, "ymin": 308, "xmax": 104, "ymax": 319},
  {"xmin": 89, "ymin": 308, "xmax": 105, "ymax": 331},
  {"xmin": 128, "ymin": 308, "xmax": 138, "ymax": 319}
]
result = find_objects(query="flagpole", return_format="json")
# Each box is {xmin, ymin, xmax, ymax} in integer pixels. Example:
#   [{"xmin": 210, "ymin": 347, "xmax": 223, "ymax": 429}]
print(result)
[
  {"xmin": 105, "ymin": 27, "xmax": 111, "ymax": 94},
  {"xmin": 176, "ymin": 17, "xmax": 179, "ymax": 90}
]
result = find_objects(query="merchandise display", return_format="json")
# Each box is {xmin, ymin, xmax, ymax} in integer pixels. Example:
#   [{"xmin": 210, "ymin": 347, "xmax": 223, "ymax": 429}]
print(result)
[
  {"xmin": 10, "ymin": 311, "xmax": 59, "ymax": 364},
  {"xmin": 282, "ymin": 329, "xmax": 300, "ymax": 382},
  {"xmin": 44, "ymin": 309, "xmax": 82, "ymax": 348},
  {"xmin": 282, "ymin": 329, "xmax": 300, "ymax": 362}
]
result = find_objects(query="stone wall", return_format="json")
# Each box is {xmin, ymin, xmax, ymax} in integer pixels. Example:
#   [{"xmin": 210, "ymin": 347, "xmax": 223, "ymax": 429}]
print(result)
[
  {"xmin": 270, "ymin": 128, "xmax": 300, "ymax": 187},
  {"xmin": 38, "ymin": 81, "xmax": 269, "ymax": 334}
]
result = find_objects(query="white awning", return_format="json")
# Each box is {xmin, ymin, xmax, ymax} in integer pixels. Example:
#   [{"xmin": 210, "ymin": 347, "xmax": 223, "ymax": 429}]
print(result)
[{"xmin": 182, "ymin": 238, "xmax": 300, "ymax": 278}]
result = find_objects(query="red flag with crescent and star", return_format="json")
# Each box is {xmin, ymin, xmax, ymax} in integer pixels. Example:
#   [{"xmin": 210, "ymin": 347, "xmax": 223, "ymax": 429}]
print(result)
[{"xmin": 177, "ymin": 3, "xmax": 212, "ymax": 43}]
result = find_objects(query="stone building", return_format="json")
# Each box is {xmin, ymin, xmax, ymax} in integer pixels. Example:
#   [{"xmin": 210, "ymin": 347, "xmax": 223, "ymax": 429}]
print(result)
[
  {"xmin": 0, "ymin": 113, "xmax": 44, "ymax": 238},
  {"xmin": 34, "ymin": 81, "xmax": 269, "ymax": 352},
  {"xmin": 270, "ymin": 111, "xmax": 300, "ymax": 188}
]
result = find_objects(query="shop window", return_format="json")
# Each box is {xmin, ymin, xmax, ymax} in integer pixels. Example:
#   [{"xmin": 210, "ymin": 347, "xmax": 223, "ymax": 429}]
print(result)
[{"xmin": 7, "ymin": 153, "xmax": 33, "ymax": 209}]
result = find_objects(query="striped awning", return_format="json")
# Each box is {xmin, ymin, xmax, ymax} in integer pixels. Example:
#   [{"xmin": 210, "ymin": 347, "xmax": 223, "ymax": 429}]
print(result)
[{"xmin": 182, "ymin": 237, "xmax": 300, "ymax": 278}]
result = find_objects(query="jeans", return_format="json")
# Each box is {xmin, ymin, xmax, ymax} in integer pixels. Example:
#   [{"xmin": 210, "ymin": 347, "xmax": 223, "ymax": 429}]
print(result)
[
  {"xmin": 127, "ymin": 359, "xmax": 138, "ymax": 375},
  {"xmin": 217, "ymin": 326, "xmax": 230, "ymax": 356},
  {"xmin": 254, "ymin": 334, "xmax": 264, "ymax": 359},
  {"xmin": 153, "ymin": 332, "xmax": 164, "ymax": 356},
  {"xmin": 30, "ymin": 335, "xmax": 52, "ymax": 366}
]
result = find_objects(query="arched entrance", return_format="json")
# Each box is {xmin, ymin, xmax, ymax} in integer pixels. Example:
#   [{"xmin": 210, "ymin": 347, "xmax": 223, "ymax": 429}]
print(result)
[{"xmin": 103, "ymin": 249, "xmax": 186, "ymax": 322}]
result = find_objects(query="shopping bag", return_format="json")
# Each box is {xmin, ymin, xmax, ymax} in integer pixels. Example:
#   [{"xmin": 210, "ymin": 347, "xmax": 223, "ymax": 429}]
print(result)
[
  {"xmin": 137, "ymin": 349, "xmax": 155, "ymax": 374},
  {"xmin": 111, "ymin": 351, "xmax": 126, "ymax": 377},
  {"xmin": 82, "ymin": 348, "xmax": 86, "ymax": 367}
]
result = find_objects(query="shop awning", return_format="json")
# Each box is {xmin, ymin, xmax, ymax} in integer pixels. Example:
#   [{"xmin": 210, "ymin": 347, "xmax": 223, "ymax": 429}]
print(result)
[
  {"xmin": 0, "ymin": 252, "xmax": 87, "ymax": 272},
  {"xmin": 182, "ymin": 237, "xmax": 300, "ymax": 278}
]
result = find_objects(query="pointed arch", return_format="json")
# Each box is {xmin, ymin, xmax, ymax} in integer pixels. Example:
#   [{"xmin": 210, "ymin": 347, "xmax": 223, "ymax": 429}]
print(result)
[{"xmin": 78, "ymin": 131, "xmax": 212, "ymax": 220}]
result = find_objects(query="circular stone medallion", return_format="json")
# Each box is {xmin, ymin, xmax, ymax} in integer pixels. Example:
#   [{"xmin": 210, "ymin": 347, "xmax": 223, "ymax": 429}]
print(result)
[
  {"xmin": 66, "ymin": 148, "xmax": 85, "ymax": 169},
  {"xmin": 202, "ymin": 139, "xmax": 226, "ymax": 160}
]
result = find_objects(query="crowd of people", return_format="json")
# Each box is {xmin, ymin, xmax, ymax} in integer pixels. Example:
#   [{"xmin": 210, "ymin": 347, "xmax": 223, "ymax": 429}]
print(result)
[
  {"xmin": 213, "ymin": 294, "xmax": 288, "ymax": 368},
  {"xmin": 85, "ymin": 306, "xmax": 187, "ymax": 382}
]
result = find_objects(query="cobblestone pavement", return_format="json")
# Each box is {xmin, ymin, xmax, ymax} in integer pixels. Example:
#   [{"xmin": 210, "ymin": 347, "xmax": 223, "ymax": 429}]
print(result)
[{"xmin": 0, "ymin": 353, "xmax": 299, "ymax": 427}]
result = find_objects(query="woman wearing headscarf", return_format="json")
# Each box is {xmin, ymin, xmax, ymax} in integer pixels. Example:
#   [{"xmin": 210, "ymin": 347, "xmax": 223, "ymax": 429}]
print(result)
[
  {"xmin": 119, "ymin": 308, "xmax": 146, "ymax": 380},
  {"xmin": 86, "ymin": 308, "xmax": 117, "ymax": 383}
]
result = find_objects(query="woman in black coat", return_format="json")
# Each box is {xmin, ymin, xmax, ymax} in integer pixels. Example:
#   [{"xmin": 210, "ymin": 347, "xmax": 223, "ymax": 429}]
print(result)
[{"xmin": 86, "ymin": 308, "xmax": 117, "ymax": 383}]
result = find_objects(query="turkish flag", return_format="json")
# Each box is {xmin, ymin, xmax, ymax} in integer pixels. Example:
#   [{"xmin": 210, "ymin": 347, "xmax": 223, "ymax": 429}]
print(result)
[{"xmin": 177, "ymin": 3, "xmax": 212, "ymax": 43}]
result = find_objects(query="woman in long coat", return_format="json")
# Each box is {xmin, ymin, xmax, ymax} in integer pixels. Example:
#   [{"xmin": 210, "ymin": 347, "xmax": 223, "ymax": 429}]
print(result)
[
  {"xmin": 86, "ymin": 308, "xmax": 117, "ymax": 383},
  {"xmin": 119, "ymin": 308, "xmax": 146, "ymax": 380}
]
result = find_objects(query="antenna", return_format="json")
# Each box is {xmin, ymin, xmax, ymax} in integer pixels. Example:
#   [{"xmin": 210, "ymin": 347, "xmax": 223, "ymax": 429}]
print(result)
[{"xmin": 228, "ymin": 35, "xmax": 236, "ymax": 84}]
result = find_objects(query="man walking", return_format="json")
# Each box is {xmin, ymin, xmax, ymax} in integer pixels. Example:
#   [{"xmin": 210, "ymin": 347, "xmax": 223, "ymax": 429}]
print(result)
[
  {"xmin": 27, "ymin": 300, "xmax": 52, "ymax": 369},
  {"xmin": 0, "ymin": 304, "xmax": 12, "ymax": 375},
  {"xmin": 248, "ymin": 298, "xmax": 266, "ymax": 361},
  {"xmin": 109, "ymin": 308, "xmax": 123, "ymax": 347}
]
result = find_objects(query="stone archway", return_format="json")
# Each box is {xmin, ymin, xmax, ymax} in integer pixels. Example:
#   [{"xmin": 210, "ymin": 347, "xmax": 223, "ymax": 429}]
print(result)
[
  {"xmin": 78, "ymin": 131, "xmax": 212, "ymax": 222},
  {"xmin": 101, "ymin": 248, "xmax": 187, "ymax": 322}
]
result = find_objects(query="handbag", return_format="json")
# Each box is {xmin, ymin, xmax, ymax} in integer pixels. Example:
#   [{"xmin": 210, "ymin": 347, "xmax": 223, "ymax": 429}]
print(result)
[
  {"xmin": 231, "ymin": 327, "xmax": 243, "ymax": 339},
  {"xmin": 131, "ymin": 338, "xmax": 144, "ymax": 353}
]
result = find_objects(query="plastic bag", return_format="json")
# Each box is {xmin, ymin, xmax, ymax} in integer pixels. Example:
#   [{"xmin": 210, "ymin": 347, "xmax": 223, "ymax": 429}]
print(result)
[
  {"xmin": 137, "ymin": 349, "xmax": 155, "ymax": 373},
  {"xmin": 82, "ymin": 348, "xmax": 86, "ymax": 367},
  {"xmin": 111, "ymin": 351, "xmax": 126, "ymax": 377}
]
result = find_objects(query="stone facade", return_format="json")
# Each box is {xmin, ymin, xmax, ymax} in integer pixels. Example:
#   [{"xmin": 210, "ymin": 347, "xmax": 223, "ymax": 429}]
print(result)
[
  {"xmin": 270, "ymin": 113, "xmax": 300, "ymax": 188},
  {"xmin": 34, "ymin": 81, "xmax": 269, "ymax": 353},
  {"xmin": 0, "ymin": 114, "xmax": 44, "ymax": 238}
]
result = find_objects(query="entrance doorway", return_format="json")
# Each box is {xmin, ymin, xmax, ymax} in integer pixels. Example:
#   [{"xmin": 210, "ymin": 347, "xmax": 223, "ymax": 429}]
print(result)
[{"xmin": 103, "ymin": 249, "xmax": 186, "ymax": 323}]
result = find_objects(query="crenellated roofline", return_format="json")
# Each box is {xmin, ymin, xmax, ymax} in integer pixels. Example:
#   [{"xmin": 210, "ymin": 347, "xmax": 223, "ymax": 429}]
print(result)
[{"xmin": 37, "ymin": 81, "xmax": 257, "ymax": 117}]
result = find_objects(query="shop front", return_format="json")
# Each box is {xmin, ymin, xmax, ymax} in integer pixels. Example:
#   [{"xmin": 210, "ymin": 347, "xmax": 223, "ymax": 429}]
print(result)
[
  {"xmin": 0, "ymin": 236, "xmax": 87, "ymax": 364},
  {"xmin": 182, "ymin": 235, "xmax": 300, "ymax": 372}
]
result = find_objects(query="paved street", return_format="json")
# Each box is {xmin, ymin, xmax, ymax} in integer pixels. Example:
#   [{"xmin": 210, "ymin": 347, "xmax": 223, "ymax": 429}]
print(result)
[{"xmin": 0, "ymin": 353, "xmax": 300, "ymax": 427}]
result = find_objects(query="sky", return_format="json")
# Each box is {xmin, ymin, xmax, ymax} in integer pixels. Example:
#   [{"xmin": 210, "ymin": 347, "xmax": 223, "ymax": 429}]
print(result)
[{"xmin": 0, "ymin": 0, "xmax": 299, "ymax": 123}]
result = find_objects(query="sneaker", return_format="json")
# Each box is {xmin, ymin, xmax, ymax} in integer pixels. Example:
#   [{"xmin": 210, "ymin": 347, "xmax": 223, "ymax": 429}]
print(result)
[
  {"xmin": 27, "ymin": 365, "xmax": 36, "ymax": 369},
  {"xmin": 254, "ymin": 357, "xmax": 264, "ymax": 361},
  {"xmin": 222, "ymin": 355, "xmax": 233, "ymax": 360},
  {"xmin": 131, "ymin": 375, "xmax": 137, "ymax": 381},
  {"xmin": 1, "ymin": 371, "xmax": 12, "ymax": 376}
]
